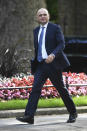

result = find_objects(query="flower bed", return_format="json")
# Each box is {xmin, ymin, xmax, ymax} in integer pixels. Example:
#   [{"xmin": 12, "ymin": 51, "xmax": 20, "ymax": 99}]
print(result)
[
  {"xmin": 0, "ymin": 72, "xmax": 87, "ymax": 100},
  {"xmin": 63, "ymin": 72, "xmax": 87, "ymax": 96}
]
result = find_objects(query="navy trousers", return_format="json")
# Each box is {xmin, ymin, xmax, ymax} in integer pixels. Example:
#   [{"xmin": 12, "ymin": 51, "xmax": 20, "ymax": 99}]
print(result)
[{"xmin": 25, "ymin": 62, "xmax": 76, "ymax": 117}]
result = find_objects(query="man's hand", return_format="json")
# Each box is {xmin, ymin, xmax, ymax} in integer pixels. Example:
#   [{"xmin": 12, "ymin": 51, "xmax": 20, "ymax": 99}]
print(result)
[{"xmin": 45, "ymin": 54, "xmax": 55, "ymax": 63}]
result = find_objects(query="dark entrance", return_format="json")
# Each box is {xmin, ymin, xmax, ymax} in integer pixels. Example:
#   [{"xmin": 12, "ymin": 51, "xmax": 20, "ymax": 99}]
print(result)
[{"xmin": 64, "ymin": 37, "xmax": 87, "ymax": 73}]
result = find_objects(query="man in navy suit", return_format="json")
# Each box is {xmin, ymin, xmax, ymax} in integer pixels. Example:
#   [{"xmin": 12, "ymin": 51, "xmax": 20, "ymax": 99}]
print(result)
[{"xmin": 16, "ymin": 8, "xmax": 77, "ymax": 124}]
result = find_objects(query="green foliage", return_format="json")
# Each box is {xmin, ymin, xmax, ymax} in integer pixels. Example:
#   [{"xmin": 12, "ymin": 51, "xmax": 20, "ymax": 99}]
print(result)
[
  {"xmin": 73, "ymin": 96, "xmax": 87, "ymax": 106},
  {"xmin": 46, "ymin": 0, "xmax": 58, "ymax": 23},
  {"xmin": 0, "ymin": 96, "xmax": 87, "ymax": 110},
  {"xmin": 38, "ymin": 98, "xmax": 64, "ymax": 108},
  {"xmin": 0, "ymin": 99, "xmax": 28, "ymax": 110}
]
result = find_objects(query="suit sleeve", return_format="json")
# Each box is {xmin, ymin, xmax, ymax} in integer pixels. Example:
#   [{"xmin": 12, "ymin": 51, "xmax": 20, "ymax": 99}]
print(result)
[{"xmin": 52, "ymin": 25, "xmax": 65, "ymax": 56}]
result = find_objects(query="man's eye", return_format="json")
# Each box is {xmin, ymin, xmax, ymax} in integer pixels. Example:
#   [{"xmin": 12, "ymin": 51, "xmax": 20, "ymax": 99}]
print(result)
[
  {"xmin": 44, "ymin": 14, "xmax": 47, "ymax": 16},
  {"xmin": 39, "ymin": 14, "xmax": 47, "ymax": 17}
]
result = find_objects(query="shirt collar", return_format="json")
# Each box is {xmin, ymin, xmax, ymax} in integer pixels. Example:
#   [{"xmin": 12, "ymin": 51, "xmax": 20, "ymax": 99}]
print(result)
[{"xmin": 40, "ymin": 23, "xmax": 48, "ymax": 28}]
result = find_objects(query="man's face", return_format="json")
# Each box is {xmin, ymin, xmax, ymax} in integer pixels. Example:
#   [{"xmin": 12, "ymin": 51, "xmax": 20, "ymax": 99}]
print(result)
[{"xmin": 37, "ymin": 9, "xmax": 49, "ymax": 25}]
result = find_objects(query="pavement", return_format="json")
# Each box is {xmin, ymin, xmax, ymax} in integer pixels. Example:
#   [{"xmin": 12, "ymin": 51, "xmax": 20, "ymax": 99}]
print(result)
[
  {"xmin": 0, "ymin": 106, "xmax": 87, "ymax": 118},
  {"xmin": 0, "ymin": 107, "xmax": 87, "ymax": 131},
  {"xmin": 0, "ymin": 113, "xmax": 87, "ymax": 131}
]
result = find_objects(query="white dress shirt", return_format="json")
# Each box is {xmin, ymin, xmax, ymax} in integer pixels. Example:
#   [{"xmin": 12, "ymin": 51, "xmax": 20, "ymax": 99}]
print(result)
[{"xmin": 38, "ymin": 23, "xmax": 48, "ymax": 60}]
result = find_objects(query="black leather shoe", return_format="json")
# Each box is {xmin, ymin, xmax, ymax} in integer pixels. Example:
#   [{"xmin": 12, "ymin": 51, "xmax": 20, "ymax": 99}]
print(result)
[
  {"xmin": 67, "ymin": 113, "xmax": 78, "ymax": 123},
  {"xmin": 16, "ymin": 115, "xmax": 34, "ymax": 124}
]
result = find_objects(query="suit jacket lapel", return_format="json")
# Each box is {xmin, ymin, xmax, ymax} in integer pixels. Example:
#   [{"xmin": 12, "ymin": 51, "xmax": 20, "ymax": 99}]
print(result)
[
  {"xmin": 45, "ymin": 23, "xmax": 51, "ymax": 47},
  {"xmin": 35, "ymin": 27, "xmax": 40, "ymax": 49},
  {"xmin": 35, "ymin": 23, "xmax": 51, "ymax": 52}
]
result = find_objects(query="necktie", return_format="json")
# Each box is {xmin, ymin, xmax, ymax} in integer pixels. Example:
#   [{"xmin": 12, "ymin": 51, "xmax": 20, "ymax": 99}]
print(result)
[{"xmin": 37, "ymin": 27, "xmax": 45, "ymax": 62}]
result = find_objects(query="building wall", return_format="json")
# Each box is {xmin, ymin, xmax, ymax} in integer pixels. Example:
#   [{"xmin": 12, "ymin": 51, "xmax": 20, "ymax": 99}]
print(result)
[{"xmin": 58, "ymin": 0, "xmax": 87, "ymax": 36}]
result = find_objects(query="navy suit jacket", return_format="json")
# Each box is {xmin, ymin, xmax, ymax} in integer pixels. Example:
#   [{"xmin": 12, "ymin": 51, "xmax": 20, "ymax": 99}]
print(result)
[{"xmin": 32, "ymin": 22, "xmax": 70, "ymax": 72}]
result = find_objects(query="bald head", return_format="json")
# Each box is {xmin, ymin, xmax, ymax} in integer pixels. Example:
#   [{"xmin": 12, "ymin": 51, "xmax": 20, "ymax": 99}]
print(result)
[
  {"xmin": 37, "ymin": 8, "xmax": 49, "ymax": 16},
  {"xmin": 36, "ymin": 8, "xmax": 50, "ymax": 25}
]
